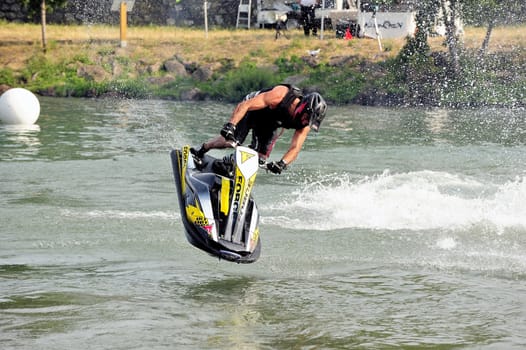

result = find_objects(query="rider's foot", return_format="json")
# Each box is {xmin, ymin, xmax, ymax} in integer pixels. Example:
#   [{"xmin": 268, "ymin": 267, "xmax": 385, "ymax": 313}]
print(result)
[{"xmin": 190, "ymin": 143, "xmax": 207, "ymax": 159}]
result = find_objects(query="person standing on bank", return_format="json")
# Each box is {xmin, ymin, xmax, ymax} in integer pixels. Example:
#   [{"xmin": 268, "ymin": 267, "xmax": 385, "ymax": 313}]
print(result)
[
  {"xmin": 192, "ymin": 84, "xmax": 328, "ymax": 175},
  {"xmin": 298, "ymin": 0, "xmax": 319, "ymax": 36}
]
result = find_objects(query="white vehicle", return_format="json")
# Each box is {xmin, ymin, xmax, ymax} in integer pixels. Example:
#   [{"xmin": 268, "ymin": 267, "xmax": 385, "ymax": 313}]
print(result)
[{"xmin": 255, "ymin": 0, "xmax": 460, "ymax": 39}]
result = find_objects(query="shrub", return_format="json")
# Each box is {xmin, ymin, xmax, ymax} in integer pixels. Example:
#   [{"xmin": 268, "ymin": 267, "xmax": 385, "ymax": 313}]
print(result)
[
  {"xmin": 0, "ymin": 68, "xmax": 16, "ymax": 86},
  {"xmin": 204, "ymin": 62, "xmax": 280, "ymax": 102}
]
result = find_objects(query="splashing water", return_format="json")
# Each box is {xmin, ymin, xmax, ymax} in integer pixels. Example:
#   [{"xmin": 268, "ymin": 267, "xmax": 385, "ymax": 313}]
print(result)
[{"xmin": 264, "ymin": 170, "xmax": 526, "ymax": 232}]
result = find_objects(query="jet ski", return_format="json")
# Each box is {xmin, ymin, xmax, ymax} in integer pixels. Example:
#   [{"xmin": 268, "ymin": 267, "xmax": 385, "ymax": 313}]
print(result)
[{"xmin": 170, "ymin": 145, "xmax": 261, "ymax": 263}]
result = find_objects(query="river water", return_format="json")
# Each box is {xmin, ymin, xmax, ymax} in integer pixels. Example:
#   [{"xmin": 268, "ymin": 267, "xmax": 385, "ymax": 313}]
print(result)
[{"xmin": 1, "ymin": 97, "xmax": 525, "ymax": 349}]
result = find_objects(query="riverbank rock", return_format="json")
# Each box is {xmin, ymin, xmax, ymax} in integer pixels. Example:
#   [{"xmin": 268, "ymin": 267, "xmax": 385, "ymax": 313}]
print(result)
[
  {"xmin": 147, "ymin": 76, "xmax": 176, "ymax": 85},
  {"xmin": 192, "ymin": 63, "xmax": 219, "ymax": 82},
  {"xmin": 329, "ymin": 55, "xmax": 359, "ymax": 67},
  {"xmin": 301, "ymin": 55, "xmax": 320, "ymax": 68},
  {"xmin": 77, "ymin": 65, "xmax": 110, "ymax": 82},
  {"xmin": 180, "ymin": 87, "xmax": 203, "ymax": 101},
  {"xmin": 163, "ymin": 57, "xmax": 188, "ymax": 77}
]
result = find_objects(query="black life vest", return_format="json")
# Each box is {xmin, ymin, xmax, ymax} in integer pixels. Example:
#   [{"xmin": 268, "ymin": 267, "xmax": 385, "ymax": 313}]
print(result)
[{"xmin": 246, "ymin": 84, "xmax": 307, "ymax": 130}]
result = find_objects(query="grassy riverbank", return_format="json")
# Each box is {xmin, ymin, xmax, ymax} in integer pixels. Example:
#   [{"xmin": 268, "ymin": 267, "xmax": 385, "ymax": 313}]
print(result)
[{"xmin": 0, "ymin": 22, "xmax": 525, "ymax": 107}]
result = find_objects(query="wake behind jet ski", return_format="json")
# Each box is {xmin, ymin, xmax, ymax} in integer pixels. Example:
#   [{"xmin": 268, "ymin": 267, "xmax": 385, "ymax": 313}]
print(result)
[{"xmin": 170, "ymin": 145, "xmax": 261, "ymax": 263}]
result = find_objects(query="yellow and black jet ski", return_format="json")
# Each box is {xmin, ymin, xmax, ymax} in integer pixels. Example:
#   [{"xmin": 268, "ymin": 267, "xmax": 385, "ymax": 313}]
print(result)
[{"xmin": 170, "ymin": 145, "xmax": 261, "ymax": 263}]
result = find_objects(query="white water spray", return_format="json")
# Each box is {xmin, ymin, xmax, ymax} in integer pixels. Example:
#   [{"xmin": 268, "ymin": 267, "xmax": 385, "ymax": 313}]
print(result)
[{"xmin": 265, "ymin": 170, "xmax": 526, "ymax": 233}]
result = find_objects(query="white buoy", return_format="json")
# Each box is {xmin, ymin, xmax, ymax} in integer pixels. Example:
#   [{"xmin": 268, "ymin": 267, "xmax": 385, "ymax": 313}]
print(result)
[{"xmin": 0, "ymin": 88, "xmax": 41, "ymax": 125}]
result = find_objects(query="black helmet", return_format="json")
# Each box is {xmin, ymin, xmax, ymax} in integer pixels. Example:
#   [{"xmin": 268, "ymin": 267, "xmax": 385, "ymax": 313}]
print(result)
[{"xmin": 302, "ymin": 92, "xmax": 327, "ymax": 132}]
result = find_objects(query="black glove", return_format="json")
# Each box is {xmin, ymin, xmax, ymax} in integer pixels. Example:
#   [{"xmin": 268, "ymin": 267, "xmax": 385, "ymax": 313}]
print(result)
[
  {"xmin": 266, "ymin": 160, "xmax": 287, "ymax": 174},
  {"xmin": 220, "ymin": 122, "xmax": 237, "ymax": 142}
]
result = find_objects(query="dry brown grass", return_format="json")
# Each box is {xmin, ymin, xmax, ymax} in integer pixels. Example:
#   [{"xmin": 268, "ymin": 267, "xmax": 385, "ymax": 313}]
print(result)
[{"xmin": 0, "ymin": 22, "xmax": 524, "ymax": 72}]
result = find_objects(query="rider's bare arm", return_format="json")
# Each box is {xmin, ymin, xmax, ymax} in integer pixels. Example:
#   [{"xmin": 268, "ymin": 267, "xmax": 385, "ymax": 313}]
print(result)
[{"xmin": 281, "ymin": 126, "xmax": 310, "ymax": 165}]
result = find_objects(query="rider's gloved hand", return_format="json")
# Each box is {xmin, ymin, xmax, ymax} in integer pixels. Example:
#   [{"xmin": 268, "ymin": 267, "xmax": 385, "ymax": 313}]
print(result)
[
  {"xmin": 220, "ymin": 122, "xmax": 237, "ymax": 142},
  {"xmin": 267, "ymin": 159, "xmax": 287, "ymax": 174}
]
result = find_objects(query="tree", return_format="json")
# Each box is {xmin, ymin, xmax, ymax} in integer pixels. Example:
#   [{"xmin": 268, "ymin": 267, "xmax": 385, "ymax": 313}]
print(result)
[
  {"xmin": 463, "ymin": 0, "xmax": 525, "ymax": 55},
  {"xmin": 401, "ymin": 0, "xmax": 461, "ymax": 74},
  {"xmin": 440, "ymin": 0, "xmax": 462, "ymax": 73},
  {"xmin": 23, "ymin": 0, "xmax": 68, "ymax": 53},
  {"xmin": 398, "ymin": 0, "xmax": 440, "ymax": 60}
]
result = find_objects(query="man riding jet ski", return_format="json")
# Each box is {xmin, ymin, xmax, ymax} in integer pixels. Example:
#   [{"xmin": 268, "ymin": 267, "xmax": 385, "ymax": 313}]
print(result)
[{"xmin": 171, "ymin": 84, "xmax": 327, "ymax": 263}]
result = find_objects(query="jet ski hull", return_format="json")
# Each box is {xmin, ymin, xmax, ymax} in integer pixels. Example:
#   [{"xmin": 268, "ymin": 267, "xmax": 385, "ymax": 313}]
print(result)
[{"xmin": 170, "ymin": 147, "xmax": 261, "ymax": 263}]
